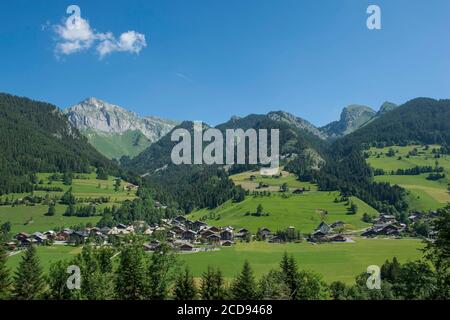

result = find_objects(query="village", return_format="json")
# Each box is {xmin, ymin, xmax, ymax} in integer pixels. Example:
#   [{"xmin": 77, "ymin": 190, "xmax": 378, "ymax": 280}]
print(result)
[{"xmin": 5, "ymin": 208, "xmax": 437, "ymax": 255}]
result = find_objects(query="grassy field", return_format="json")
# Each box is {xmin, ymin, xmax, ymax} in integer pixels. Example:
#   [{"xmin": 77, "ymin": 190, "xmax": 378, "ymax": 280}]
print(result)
[
  {"xmin": 0, "ymin": 204, "xmax": 102, "ymax": 235},
  {"xmin": 366, "ymin": 145, "xmax": 450, "ymax": 210},
  {"xmin": 6, "ymin": 239, "xmax": 424, "ymax": 284},
  {"xmin": 180, "ymin": 239, "xmax": 424, "ymax": 284},
  {"xmin": 202, "ymin": 169, "xmax": 377, "ymax": 233},
  {"xmin": 6, "ymin": 245, "xmax": 83, "ymax": 272},
  {"xmin": 0, "ymin": 173, "xmax": 137, "ymax": 234},
  {"xmin": 231, "ymin": 170, "xmax": 318, "ymax": 192},
  {"xmin": 188, "ymin": 192, "xmax": 376, "ymax": 233}
]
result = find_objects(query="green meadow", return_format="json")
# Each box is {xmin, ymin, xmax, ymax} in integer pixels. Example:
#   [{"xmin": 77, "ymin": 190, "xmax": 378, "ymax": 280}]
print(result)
[
  {"xmin": 180, "ymin": 239, "xmax": 424, "ymax": 284},
  {"xmin": 6, "ymin": 239, "xmax": 424, "ymax": 284},
  {"xmin": 366, "ymin": 145, "xmax": 450, "ymax": 211},
  {"xmin": 231, "ymin": 170, "xmax": 318, "ymax": 192},
  {"xmin": 0, "ymin": 204, "xmax": 102, "ymax": 235},
  {"xmin": 188, "ymin": 192, "xmax": 376, "ymax": 233},
  {"xmin": 6, "ymin": 245, "xmax": 83, "ymax": 272},
  {"xmin": 0, "ymin": 173, "xmax": 137, "ymax": 234}
]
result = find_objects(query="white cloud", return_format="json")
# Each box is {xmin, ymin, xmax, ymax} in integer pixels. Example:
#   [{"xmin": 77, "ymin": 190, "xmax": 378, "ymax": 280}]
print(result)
[
  {"xmin": 54, "ymin": 16, "xmax": 96, "ymax": 55},
  {"xmin": 53, "ymin": 14, "xmax": 146, "ymax": 58},
  {"xmin": 96, "ymin": 31, "xmax": 147, "ymax": 58}
]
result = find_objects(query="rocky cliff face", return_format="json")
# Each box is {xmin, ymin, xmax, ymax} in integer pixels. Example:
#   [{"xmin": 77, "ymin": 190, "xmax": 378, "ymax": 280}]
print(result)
[
  {"xmin": 65, "ymin": 98, "xmax": 178, "ymax": 142},
  {"xmin": 320, "ymin": 105, "xmax": 376, "ymax": 138},
  {"xmin": 64, "ymin": 98, "xmax": 178, "ymax": 159}
]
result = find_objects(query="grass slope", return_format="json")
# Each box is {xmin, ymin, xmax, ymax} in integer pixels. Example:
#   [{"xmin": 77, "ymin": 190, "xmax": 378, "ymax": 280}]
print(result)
[
  {"xmin": 82, "ymin": 129, "xmax": 151, "ymax": 160},
  {"xmin": 231, "ymin": 170, "xmax": 318, "ymax": 192},
  {"xmin": 189, "ymin": 192, "xmax": 376, "ymax": 233},
  {"xmin": 0, "ymin": 173, "xmax": 137, "ymax": 234},
  {"xmin": 366, "ymin": 145, "xmax": 450, "ymax": 210}
]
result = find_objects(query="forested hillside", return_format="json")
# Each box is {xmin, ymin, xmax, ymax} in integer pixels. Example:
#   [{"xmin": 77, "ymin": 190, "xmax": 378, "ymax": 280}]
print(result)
[
  {"xmin": 0, "ymin": 93, "xmax": 119, "ymax": 195},
  {"xmin": 123, "ymin": 112, "xmax": 328, "ymax": 213},
  {"xmin": 301, "ymin": 98, "xmax": 450, "ymax": 214}
]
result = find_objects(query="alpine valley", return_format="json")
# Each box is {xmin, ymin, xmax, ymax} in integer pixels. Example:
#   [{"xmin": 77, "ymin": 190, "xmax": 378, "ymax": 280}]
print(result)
[{"xmin": 0, "ymin": 92, "xmax": 449, "ymax": 301}]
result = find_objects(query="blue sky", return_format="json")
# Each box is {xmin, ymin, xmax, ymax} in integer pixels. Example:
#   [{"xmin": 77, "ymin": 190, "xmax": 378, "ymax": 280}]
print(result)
[{"xmin": 0, "ymin": 0, "xmax": 449, "ymax": 126}]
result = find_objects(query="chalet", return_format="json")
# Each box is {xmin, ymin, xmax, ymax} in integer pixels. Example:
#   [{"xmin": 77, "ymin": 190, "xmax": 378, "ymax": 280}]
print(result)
[
  {"xmin": 374, "ymin": 215, "xmax": 397, "ymax": 224},
  {"xmin": 31, "ymin": 232, "xmax": 47, "ymax": 244},
  {"xmin": 362, "ymin": 223, "xmax": 404, "ymax": 237},
  {"xmin": 208, "ymin": 226, "xmax": 221, "ymax": 233},
  {"xmin": 329, "ymin": 234, "xmax": 348, "ymax": 242},
  {"xmin": 220, "ymin": 229, "xmax": 233, "ymax": 241},
  {"xmin": 21, "ymin": 238, "xmax": 37, "ymax": 247},
  {"xmin": 167, "ymin": 230, "xmax": 177, "ymax": 239},
  {"xmin": 257, "ymin": 228, "xmax": 272, "ymax": 240},
  {"xmin": 89, "ymin": 228, "xmax": 102, "ymax": 237},
  {"xmin": 309, "ymin": 230, "xmax": 329, "ymax": 243},
  {"xmin": 234, "ymin": 228, "xmax": 250, "ymax": 239},
  {"xmin": 193, "ymin": 220, "xmax": 207, "ymax": 231},
  {"xmin": 238, "ymin": 228, "xmax": 249, "ymax": 234},
  {"xmin": 179, "ymin": 243, "xmax": 194, "ymax": 251},
  {"xmin": 315, "ymin": 222, "xmax": 331, "ymax": 235},
  {"xmin": 182, "ymin": 230, "xmax": 197, "ymax": 241},
  {"xmin": 15, "ymin": 232, "xmax": 30, "ymax": 242},
  {"xmin": 57, "ymin": 229, "xmax": 73, "ymax": 241},
  {"xmin": 174, "ymin": 216, "xmax": 187, "ymax": 224},
  {"xmin": 221, "ymin": 240, "xmax": 233, "ymax": 247},
  {"xmin": 171, "ymin": 225, "xmax": 186, "ymax": 235},
  {"xmin": 44, "ymin": 230, "xmax": 56, "ymax": 240},
  {"xmin": 185, "ymin": 220, "xmax": 194, "ymax": 230},
  {"xmin": 69, "ymin": 231, "xmax": 89, "ymax": 244},
  {"xmin": 207, "ymin": 234, "xmax": 221, "ymax": 244},
  {"xmin": 200, "ymin": 229, "xmax": 216, "ymax": 239}
]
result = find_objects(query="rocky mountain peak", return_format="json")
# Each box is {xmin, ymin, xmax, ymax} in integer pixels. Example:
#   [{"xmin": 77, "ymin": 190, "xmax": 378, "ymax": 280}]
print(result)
[
  {"xmin": 64, "ymin": 98, "xmax": 178, "ymax": 141},
  {"xmin": 267, "ymin": 111, "xmax": 326, "ymax": 139}
]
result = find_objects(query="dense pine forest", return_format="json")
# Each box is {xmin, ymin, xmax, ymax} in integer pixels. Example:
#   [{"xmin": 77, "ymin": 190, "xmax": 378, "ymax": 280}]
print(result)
[{"xmin": 0, "ymin": 93, "xmax": 120, "ymax": 195}]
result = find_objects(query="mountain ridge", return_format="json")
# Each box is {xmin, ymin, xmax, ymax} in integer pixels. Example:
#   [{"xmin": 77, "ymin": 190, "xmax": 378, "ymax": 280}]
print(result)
[{"xmin": 64, "ymin": 98, "xmax": 178, "ymax": 159}]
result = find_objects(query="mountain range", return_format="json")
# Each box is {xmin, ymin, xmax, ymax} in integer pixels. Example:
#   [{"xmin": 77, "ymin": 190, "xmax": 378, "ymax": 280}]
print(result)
[
  {"xmin": 1, "ymin": 91, "xmax": 448, "ymax": 214},
  {"xmin": 65, "ymin": 97, "xmax": 399, "ymax": 161}
]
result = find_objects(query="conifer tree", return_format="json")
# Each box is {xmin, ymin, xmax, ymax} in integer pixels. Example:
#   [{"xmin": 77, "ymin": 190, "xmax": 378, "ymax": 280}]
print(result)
[
  {"xmin": 115, "ymin": 242, "xmax": 147, "ymax": 300},
  {"xmin": 280, "ymin": 252, "xmax": 299, "ymax": 299},
  {"xmin": 0, "ymin": 245, "xmax": 11, "ymax": 300},
  {"xmin": 200, "ymin": 266, "xmax": 227, "ymax": 300},
  {"xmin": 13, "ymin": 245, "xmax": 45, "ymax": 300},
  {"xmin": 230, "ymin": 260, "xmax": 257, "ymax": 300},
  {"xmin": 147, "ymin": 243, "xmax": 178, "ymax": 300},
  {"xmin": 173, "ymin": 266, "xmax": 197, "ymax": 300}
]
